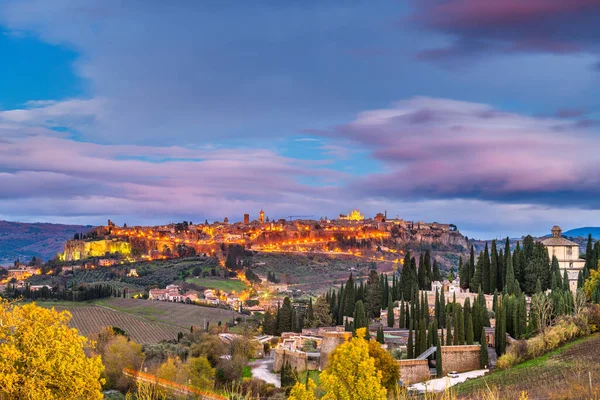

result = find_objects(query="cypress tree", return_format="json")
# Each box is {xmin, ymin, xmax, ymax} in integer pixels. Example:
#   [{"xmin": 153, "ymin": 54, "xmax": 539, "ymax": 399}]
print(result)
[
  {"xmin": 446, "ymin": 319, "xmax": 452, "ymax": 345},
  {"xmin": 435, "ymin": 289, "xmax": 440, "ymax": 328},
  {"xmin": 345, "ymin": 274, "xmax": 355, "ymax": 317},
  {"xmin": 490, "ymin": 240, "xmax": 498, "ymax": 293},
  {"xmin": 505, "ymin": 249, "xmax": 516, "ymax": 295},
  {"xmin": 353, "ymin": 300, "xmax": 367, "ymax": 334},
  {"xmin": 399, "ymin": 299, "xmax": 405, "ymax": 328},
  {"xmin": 470, "ymin": 251, "xmax": 483, "ymax": 293},
  {"xmin": 457, "ymin": 304, "xmax": 465, "ymax": 345},
  {"xmin": 466, "ymin": 309, "xmax": 474, "ymax": 345},
  {"xmin": 593, "ymin": 287, "xmax": 600, "ymax": 304},
  {"xmin": 482, "ymin": 243, "xmax": 491, "ymax": 294},
  {"xmin": 433, "ymin": 259, "xmax": 441, "ymax": 282},
  {"xmin": 424, "ymin": 250, "xmax": 433, "ymax": 290},
  {"xmin": 436, "ymin": 340, "xmax": 443, "ymax": 377},
  {"xmin": 278, "ymin": 297, "xmax": 293, "ymax": 333},
  {"xmin": 469, "ymin": 245, "xmax": 476, "ymax": 284},
  {"xmin": 419, "ymin": 318, "xmax": 427, "ymax": 355},
  {"xmin": 418, "ymin": 253, "xmax": 426, "ymax": 290},
  {"xmin": 513, "ymin": 242, "xmax": 522, "ymax": 286},
  {"xmin": 452, "ymin": 305, "xmax": 459, "ymax": 345},
  {"xmin": 479, "ymin": 328, "xmax": 489, "ymax": 368},
  {"xmin": 577, "ymin": 270, "xmax": 584, "ymax": 289},
  {"xmin": 585, "ymin": 234, "xmax": 594, "ymax": 270},
  {"xmin": 407, "ymin": 321, "xmax": 414, "ymax": 359},
  {"xmin": 562, "ymin": 269, "xmax": 570, "ymax": 292},
  {"xmin": 439, "ymin": 289, "xmax": 446, "ymax": 328},
  {"xmin": 495, "ymin": 297, "xmax": 506, "ymax": 356},
  {"xmin": 376, "ymin": 325, "xmax": 385, "ymax": 344},
  {"xmin": 387, "ymin": 293, "xmax": 395, "ymax": 328}
]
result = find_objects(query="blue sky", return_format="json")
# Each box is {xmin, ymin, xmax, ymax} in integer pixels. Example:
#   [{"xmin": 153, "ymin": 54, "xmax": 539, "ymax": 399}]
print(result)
[{"xmin": 1, "ymin": 0, "xmax": 600, "ymax": 238}]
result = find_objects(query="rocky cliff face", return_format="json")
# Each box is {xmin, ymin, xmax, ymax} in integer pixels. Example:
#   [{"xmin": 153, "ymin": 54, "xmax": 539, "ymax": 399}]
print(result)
[{"xmin": 60, "ymin": 239, "xmax": 131, "ymax": 261}]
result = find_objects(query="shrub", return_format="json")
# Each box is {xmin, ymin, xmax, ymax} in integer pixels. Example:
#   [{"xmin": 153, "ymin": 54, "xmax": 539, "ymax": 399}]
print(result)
[
  {"xmin": 496, "ymin": 352, "xmax": 518, "ymax": 370},
  {"xmin": 586, "ymin": 304, "xmax": 600, "ymax": 333}
]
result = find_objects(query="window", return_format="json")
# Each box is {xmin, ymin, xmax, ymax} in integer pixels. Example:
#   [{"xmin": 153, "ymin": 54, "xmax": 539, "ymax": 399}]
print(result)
[{"xmin": 567, "ymin": 247, "xmax": 572, "ymax": 257}]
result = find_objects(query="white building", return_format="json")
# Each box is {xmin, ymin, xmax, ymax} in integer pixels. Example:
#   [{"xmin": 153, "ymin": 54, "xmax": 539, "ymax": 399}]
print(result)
[{"xmin": 541, "ymin": 226, "xmax": 585, "ymax": 292}]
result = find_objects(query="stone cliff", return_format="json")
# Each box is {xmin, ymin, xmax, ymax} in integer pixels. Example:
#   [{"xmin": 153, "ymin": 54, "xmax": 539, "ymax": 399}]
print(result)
[{"xmin": 60, "ymin": 239, "xmax": 131, "ymax": 261}]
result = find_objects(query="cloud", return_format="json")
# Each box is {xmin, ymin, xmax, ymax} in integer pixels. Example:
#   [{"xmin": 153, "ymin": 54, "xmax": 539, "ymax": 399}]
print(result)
[
  {"xmin": 317, "ymin": 96, "xmax": 600, "ymax": 208},
  {"xmin": 410, "ymin": 0, "xmax": 600, "ymax": 61}
]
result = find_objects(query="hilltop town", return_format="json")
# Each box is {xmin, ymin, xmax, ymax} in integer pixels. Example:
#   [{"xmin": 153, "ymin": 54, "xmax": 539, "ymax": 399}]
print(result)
[{"xmin": 59, "ymin": 209, "xmax": 466, "ymax": 265}]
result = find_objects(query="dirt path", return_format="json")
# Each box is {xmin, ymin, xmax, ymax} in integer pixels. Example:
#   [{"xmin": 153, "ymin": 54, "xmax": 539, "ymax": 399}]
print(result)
[{"xmin": 250, "ymin": 358, "xmax": 280, "ymax": 388}]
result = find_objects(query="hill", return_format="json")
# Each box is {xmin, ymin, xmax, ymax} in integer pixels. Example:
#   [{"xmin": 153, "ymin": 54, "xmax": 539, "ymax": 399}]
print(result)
[
  {"xmin": 457, "ymin": 334, "xmax": 600, "ymax": 399},
  {"xmin": 34, "ymin": 298, "xmax": 241, "ymax": 344},
  {"xmin": 0, "ymin": 220, "xmax": 93, "ymax": 264},
  {"xmin": 563, "ymin": 226, "xmax": 600, "ymax": 239}
]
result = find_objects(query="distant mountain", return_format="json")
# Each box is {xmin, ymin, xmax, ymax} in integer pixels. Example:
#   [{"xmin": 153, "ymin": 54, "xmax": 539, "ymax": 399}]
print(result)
[
  {"xmin": 0, "ymin": 220, "xmax": 93, "ymax": 264},
  {"xmin": 563, "ymin": 227, "xmax": 600, "ymax": 239}
]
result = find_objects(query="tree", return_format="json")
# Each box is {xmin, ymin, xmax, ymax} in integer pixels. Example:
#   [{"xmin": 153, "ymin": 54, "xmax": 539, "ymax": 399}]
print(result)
[
  {"xmin": 365, "ymin": 270, "xmax": 382, "ymax": 318},
  {"xmin": 505, "ymin": 249, "xmax": 516, "ymax": 295},
  {"xmin": 0, "ymin": 301, "xmax": 104, "ymax": 399},
  {"xmin": 376, "ymin": 325, "xmax": 385, "ymax": 344},
  {"xmin": 289, "ymin": 379, "xmax": 318, "ymax": 400},
  {"xmin": 353, "ymin": 300, "xmax": 368, "ymax": 337},
  {"xmin": 387, "ymin": 293, "xmax": 395, "ymax": 328},
  {"xmin": 435, "ymin": 340, "xmax": 443, "ymax": 377},
  {"xmin": 368, "ymin": 340, "xmax": 399, "ymax": 391},
  {"xmin": 281, "ymin": 361, "xmax": 296, "ymax": 390},
  {"xmin": 309, "ymin": 296, "xmax": 334, "ymax": 328},
  {"xmin": 278, "ymin": 297, "xmax": 293, "ymax": 333},
  {"xmin": 407, "ymin": 322, "xmax": 414, "ymax": 359},
  {"xmin": 344, "ymin": 274, "xmax": 356, "ymax": 317},
  {"xmin": 186, "ymin": 356, "xmax": 215, "ymax": 389},
  {"xmin": 494, "ymin": 297, "xmax": 506, "ymax": 356},
  {"xmin": 465, "ymin": 309, "xmax": 474, "ymax": 345},
  {"xmin": 320, "ymin": 328, "xmax": 387, "ymax": 400},
  {"xmin": 482, "ymin": 244, "xmax": 491, "ymax": 294},
  {"xmin": 433, "ymin": 259, "xmax": 441, "ymax": 282},
  {"xmin": 490, "ymin": 240, "xmax": 498, "ymax": 293},
  {"xmin": 530, "ymin": 292, "xmax": 553, "ymax": 335},
  {"xmin": 157, "ymin": 356, "xmax": 187, "ymax": 384},
  {"xmin": 100, "ymin": 334, "xmax": 143, "ymax": 391},
  {"xmin": 479, "ymin": 328, "xmax": 489, "ymax": 369}
]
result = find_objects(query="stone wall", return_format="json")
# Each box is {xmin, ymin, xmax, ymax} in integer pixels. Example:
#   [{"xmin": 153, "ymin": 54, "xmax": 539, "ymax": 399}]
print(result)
[
  {"xmin": 319, "ymin": 331, "xmax": 352, "ymax": 370},
  {"xmin": 397, "ymin": 359, "xmax": 430, "ymax": 384},
  {"xmin": 274, "ymin": 349, "xmax": 320, "ymax": 372},
  {"xmin": 441, "ymin": 345, "xmax": 481, "ymax": 375}
]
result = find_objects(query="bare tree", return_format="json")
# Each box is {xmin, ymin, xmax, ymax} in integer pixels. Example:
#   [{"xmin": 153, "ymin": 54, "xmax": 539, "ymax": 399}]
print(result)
[
  {"xmin": 573, "ymin": 289, "xmax": 587, "ymax": 316},
  {"xmin": 531, "ymin": 292, "xmax": 553, "ymax": 334}
]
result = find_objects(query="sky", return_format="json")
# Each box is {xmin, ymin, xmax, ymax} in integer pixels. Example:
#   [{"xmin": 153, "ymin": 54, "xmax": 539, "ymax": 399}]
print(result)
[{"xmin": 1, "ymin": 0, "xmax": 600, "ymax": 239}]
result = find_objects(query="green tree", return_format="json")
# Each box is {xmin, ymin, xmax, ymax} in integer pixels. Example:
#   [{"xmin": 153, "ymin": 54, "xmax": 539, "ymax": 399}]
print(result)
[
  {"xmin": 376, "ymin": 325, "xmax": 385, "ymax": 344},
  {"xmin": 407, "ymin": 322, "xmax": 414, "ymax": 359},
  {"xmin": 433, "ymin": 259, "xmax": 441, "ymax": 282},
  {"xmin": 353, "ymin": 300, "xmax": 368, "ymax": 335},
  {"xmin": 186, "ymin": 356, "xmax": 215, "ymax": 390},
  {"xmin": 482, "ymin": 244, "xmax": 491, "ymax": 294},
  {"xmin": 278, "ymin": 297, "xmax": 293, "ymax": 333},
  {"xmin": 387, "ymin": 294, "xmax": 395, "ymax": 328},
  {"xmin": 365, "ymin": 270, "xmax": 382, "ymax": 318},
  {"xmin": 435, "ymin": 340, "xmax": 443, "ymax": 377},
  {"xmin": 490, "ymin": 240, "xmax": 498, "ymax": 293},
  {"xmin": 345, "ymin": 274, "xmax": 356, "ymax": 317},
  {"xmin": 479, "ymin": 328, "xmax": 489, "ymax": 369}
]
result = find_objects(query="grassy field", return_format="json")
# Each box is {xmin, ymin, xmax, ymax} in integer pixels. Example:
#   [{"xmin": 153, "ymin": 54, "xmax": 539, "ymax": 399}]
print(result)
[
  {"xmin": 35, "ymin": 298, "xmax": 241, "ymax": 344},
  {"xmin": 186, "ymin": 277, "xmax": 248, "ymax": 293},
  {"xmin": 457, "ymin": 334, "xmax": 600, "ymax": 399}
]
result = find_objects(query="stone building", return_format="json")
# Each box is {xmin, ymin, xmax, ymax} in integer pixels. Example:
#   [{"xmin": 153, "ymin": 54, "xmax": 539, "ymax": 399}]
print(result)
[{"xmin": 541, "ymin": 226, "xmax": 585, "ymax": 292}]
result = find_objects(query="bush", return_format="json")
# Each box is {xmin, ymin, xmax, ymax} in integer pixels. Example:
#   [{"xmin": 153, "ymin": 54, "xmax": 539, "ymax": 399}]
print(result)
[
  {"xmin": 499, "ymin": 315, "xmax": 589, "ymax": 369},
  {"xmin": 586, "ymin": 304, "xmax": 600, "ymax": 333},
  {"xmin": 496, "ymin": 351, "xmax": 518, "ymax": 370}
]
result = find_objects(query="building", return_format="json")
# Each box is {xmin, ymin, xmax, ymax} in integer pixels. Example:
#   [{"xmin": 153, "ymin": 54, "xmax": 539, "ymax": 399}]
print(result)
[
  {"xmin": 541, "ymin": 226, "xmax": 585, "ymax": 292},
  {"xmin": 259, "ymin": 209, "xmax": 265, "ymax": 223},
  {"xmin": 243, "ymin": 214, "xmax": 250, "ymax": 224},
  {"xmin": 338, "ymin": 209, "xmax": 364, "ymax": 221}
]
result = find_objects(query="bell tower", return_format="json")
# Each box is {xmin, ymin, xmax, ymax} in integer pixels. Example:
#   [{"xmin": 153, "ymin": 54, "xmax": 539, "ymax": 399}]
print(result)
[
  {"xmin": 551, "ymin": 225, "xmax": 562, "ymax": 238},
  {"xmin": 259, "ymin": 209, "xmax": 265, "ymax": 223}
]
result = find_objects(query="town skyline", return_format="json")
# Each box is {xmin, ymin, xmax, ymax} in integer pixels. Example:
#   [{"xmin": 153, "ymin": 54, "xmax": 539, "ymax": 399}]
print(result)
[{"xmin": 2, "ymin": 1, "xmax": 600, "ymax": 238}]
